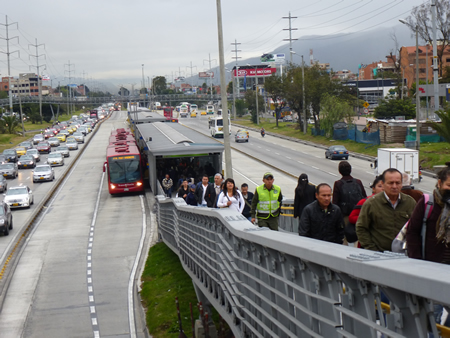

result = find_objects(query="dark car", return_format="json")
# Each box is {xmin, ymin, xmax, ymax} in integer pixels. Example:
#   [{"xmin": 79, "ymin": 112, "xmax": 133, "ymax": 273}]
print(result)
[
  {"xmin": 36, "ymin": 142, "xmax": 51, "ymax": 154},
  {"xmin": 19, "ymin": 141, "xmax": 33, "ymax": 150},
  {"xmin": 0, "ymin": 163, "xmax": 18, "ymax": 179},
  {"xmin": 3, "ymin": 149, "xmax": 18, "ymax": 163},
  {"xmin": 325, "ymin": 145, "xmax": 349, "ymax": 160},
  {"xmin": 17, "ymin": 155, "xmax": 37, "ymax": 169},
  {"xmin": 0, "ymin": 155, "xmax": 7, "ymax": 165},
  {"xmin": 0, "ymin": 202, "xmax": 13, "ymax": 235}
]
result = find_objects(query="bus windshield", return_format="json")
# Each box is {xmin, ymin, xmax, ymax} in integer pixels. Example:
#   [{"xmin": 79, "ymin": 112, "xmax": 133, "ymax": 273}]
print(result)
[
  {"xmin": 108, "ymin": 156, "xmax": 141, "ymax": 183},
  {"xmin": 216, "ymin": 119, "xmax": 223, "ymax": 127}
]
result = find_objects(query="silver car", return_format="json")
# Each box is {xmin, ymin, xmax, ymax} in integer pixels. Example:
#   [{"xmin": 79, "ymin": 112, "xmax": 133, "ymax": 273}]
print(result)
[
  {"xmin": 48, "ymin": 137, "xmax": 61, "ymax": 147},
  {"xmin": 47, "ymin": 152, "xmax": 64, "ymax": 166},
  {"xmin": 26, "ymin": 149, "xmax": 41, "ymax": 162},
  {"xmin": 66, "ymin": 139, "xmax": 79, "ymax": 150},
  {"xmin": 77, "ymin": 127, "xmax": 87, "ymax": 136},
  {"xmin": 73, "ymin": 132, "xmax": 85, "ymax": 143},
  {"xmin": 19, "ymin": 141, "xmax": 33, "ymax": 150},
  {"xmin": 54, "ymin": 146, "xmax": 70, "ymax": 158},
  {"xmin": 0, "ymin": 176, "xmax": 8, "ymax": 193},
  {"xmin": 32, "ymin": 164, "xmax": 55, "ymax": 182},
  {"xmin": 33, "ymin": 134, "xmax": 44, "ymax": 145},
  {"xmin": 3, "ymin": 186, "xmax": 34, "ymax": 209},
  {"xmin": 0, "ymin": 163, "xmax": 18, "ymax": 179}
]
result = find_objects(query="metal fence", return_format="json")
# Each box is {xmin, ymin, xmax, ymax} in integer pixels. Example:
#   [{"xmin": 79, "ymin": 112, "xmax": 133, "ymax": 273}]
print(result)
[{"xmin": 156, "ymin": 196, "xmax": 450, "ymax": 338}]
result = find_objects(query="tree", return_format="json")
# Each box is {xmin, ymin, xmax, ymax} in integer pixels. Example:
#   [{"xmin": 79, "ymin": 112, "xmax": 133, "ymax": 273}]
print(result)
[
  {"xmin": 2, "ymin": 116, "xmax": 20, "ymax": 134},
  {"xmin": 235, "ymin": 99, "xmax": 246, "ymax": 117},
  {"xmin": 440, "ymin": 66, "xmax": 450, "ymax": 83},
  {"xmin": 153, "ymin": 76, "xmax": 167, "ymax": 95},
  {"xmin": 0, "ymin": 91, "xmax": 7, "ymax": 99},
  {"xmin": 244, "ymin": 90, "xmax": 264, "ymax": 123},
  {"xmin": 320, "ymin": 94, "xmax": 354, "ymax": 137},
  {"xmin": 227, "ymin": 81, "xmax": 233, "ymax": 94},
  {"xmin": 430, "ymin": 109, "xmax": 450, "ymax": 142},
  {"xmin": 374, "ymin": 98, "xmax": 416, "ymax": 119},
  {"xmin": 406, "ymin": 0, "xmax": 450, "ymax": 77},
  {"xmin": 118, "ymin": 87, "xmax": 129, "ymax": 96}
]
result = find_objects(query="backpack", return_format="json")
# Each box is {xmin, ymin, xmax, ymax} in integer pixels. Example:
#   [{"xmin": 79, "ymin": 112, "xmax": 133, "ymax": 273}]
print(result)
[
  {"xmin": 391, "ymin": 193, "xmax": 434, "ymax": 257},
  {"xmin": 339, "ymin": 179, "xmax": 365, "ymax": 216}
]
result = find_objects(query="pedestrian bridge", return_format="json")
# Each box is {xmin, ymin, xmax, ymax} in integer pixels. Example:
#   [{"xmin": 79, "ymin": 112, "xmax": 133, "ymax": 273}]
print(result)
[
  {"xmin": 156, "ymin": 194, "xmax": 450, "ymax": 338},
  {"xmin": 0, "ymin": 94, "xmax": 222, "ymax": 108}
]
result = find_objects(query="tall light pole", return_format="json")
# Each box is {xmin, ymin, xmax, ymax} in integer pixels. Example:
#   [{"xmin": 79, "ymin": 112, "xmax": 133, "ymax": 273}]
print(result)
[
  {"xmin": 400, "ymin": 19, "xmax": 420, "ymax": 150},
  {"xmin": 247, "ymin": 64, "xmax": 259, "ymax": 125},
  {"xmin": 216, "ymin": 0, "xmax": 233, "ymax": 179},
  {"xmin": 290, "ymin": 51, "xmax": 307, "ymax": 134}
]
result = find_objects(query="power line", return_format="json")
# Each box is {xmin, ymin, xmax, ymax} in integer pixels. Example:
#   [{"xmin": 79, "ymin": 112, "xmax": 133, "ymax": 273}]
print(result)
[
  {"xmin": 0, "ymin": 15, "xmax": 19, "ymax": 112},
  {"xmin": 29, "ymin": 38, "xmax": 45, "ymax": 120},
  {"xmin": 282, "ymin": 12, "xmax": 298, "ymax": 64}
]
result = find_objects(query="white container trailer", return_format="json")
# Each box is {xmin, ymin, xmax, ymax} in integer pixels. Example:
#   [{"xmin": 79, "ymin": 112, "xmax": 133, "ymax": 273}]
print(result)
[{"xmin": 376, "ymin": 148, "xmax": 420, "ymax": 182}]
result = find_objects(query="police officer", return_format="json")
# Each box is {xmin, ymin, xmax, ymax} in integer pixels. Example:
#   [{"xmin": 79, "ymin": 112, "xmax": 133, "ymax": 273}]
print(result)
[{"xmin": 250, "ymin": 172, "xmax": 283, "ymax": 231}]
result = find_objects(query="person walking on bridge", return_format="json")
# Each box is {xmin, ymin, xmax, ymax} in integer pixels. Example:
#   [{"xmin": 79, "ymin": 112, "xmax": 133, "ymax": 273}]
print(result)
[
  {"xmin": 251, "ymin": 172, "xmax": 283, "ymax": 231},
  {"xmin": 299, "ymin": 183, "xmax": 345, "ymax": 244},
  {"xmin": 162, "ymin": 173, "xmax": 173, "ymax": 198},
  {"xmin": 356, "ymin": 168, "xmax": 416, "ymax": 252}
]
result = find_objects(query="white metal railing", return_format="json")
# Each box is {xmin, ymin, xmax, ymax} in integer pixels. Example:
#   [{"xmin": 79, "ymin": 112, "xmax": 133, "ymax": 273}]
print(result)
[{"xmin": 156, "ymin": 196, "xmax": 449, "ymax": 338}]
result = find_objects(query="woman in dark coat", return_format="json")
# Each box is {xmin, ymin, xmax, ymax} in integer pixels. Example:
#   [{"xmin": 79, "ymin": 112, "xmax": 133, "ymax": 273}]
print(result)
[{"xmin": 293, "ymin": 173, "xmax": 316, "ymax": 219}]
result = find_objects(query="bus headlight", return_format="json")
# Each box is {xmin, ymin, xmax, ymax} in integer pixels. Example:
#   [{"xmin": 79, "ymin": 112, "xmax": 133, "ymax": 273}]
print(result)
[
  {"xmin": 136, "ymin": 181, "xmax": 143, "ymax": 186},
  {"xmin": 110, "ymin": 184, "xmax": 116, "ymax": 189}
]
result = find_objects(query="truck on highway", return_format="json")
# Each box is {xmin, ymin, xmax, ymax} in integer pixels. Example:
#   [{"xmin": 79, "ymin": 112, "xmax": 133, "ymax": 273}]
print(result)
[{"xmin": 372, "ymin": 148, "xmax": 420, "ymax": 183}]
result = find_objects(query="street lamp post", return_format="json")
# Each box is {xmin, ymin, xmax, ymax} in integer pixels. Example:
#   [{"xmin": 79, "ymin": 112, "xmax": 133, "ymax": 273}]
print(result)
[
  {"xmin": 400, "ymin": 19, "xmax": 420, "ymax": 150},
  {"xmin": 247, "ymin": 64, "xmax": 259, "ymax": 125}
]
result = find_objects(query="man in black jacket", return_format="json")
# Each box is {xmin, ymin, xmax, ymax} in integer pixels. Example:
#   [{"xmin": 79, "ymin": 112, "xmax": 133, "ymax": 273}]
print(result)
[{"xmin": 299, "ymin": 183, "xmax": 345, "ymax": 244}]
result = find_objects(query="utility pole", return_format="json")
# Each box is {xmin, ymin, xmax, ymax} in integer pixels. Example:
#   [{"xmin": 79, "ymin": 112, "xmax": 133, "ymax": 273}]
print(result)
[
  {"xmin": 82, "ymin": 71, "xmax": 87, "ymax": 96},
  {"xmin": 65, "ymin": 61, "xmax": 74, "ymax": 115},
  {"xmin": 142, "ymin": 64, "xmax": 146, "ymax": 107},
  {"xmin": 431, "ymin": 0, "xmax": 439, "ymax": 112},
  {"xmin": 203, "ymin": 54, "xmax": 217, "ymax": 102},
  {"xmin": 216, "ymin": 0, "xmax": 233, "ymax": 179},
  {"xmin": 0, "ymin": 16, "xmax": 19, "ymax": 114},
  {"xmin": 302, "ymin": 55, "xmax": 306, "ymax": 134},
  {"xmin": 186, "ymin": 61, "xmax": 197, "ymax": 92},
  {"xmin": 29, "ymin": 38, "xmax": 46, "ymax": 122},
  {"xmin": 231, "ymin": 39, "xmax": 241, "ymax": 119},
  {"xmin": 282, "ymin": 12, "xmax": 298, "ymax": 64}
]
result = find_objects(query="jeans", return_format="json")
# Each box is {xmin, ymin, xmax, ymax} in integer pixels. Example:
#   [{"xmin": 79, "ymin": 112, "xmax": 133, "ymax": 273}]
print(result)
[
  {"xmin": 164, "ymin": 188, "xmax": 172, "ymax": 198},
  {"xmin": 198, "ymin": 203, "xmax": 207, "ymax": 207}
]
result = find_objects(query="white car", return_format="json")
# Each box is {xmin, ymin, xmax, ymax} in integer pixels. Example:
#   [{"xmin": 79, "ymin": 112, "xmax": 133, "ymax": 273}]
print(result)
[
  {"xmin": 73, "ymin": 132, "xmax": 85, "ymax": 143},
  {"xmin": 26, "ymin": 149, "xmax": 41, "ymax": 162},
  {"xmin": 3, "ymin": 186, "xmax": 34, "ymax": 209},
  {"xmin": 66, "ymin": 139, "xmax": 79, "ymax": 150},
  {"xmin": 32, "ymin": 165, "xmax": 55, "ymax": 182},
  {"xmin": 47, "ymin": 152, "xmax": 64, "ymax": 166},
  {"xmin": 54, "ymin": 146, "xmax": 70, "ymax": 158}
]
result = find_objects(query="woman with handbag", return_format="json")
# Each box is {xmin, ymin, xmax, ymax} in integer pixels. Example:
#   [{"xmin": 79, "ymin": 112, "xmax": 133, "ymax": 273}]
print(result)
[{"xmin": 217, "ymin": 178, "xmax": 244, "ymax": 213}]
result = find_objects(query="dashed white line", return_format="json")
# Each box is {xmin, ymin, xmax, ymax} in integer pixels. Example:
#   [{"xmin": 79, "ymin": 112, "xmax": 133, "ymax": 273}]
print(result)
[
  {"xmin": 90, "ymin": 306, "xmax": 96, "ymax": 313},
  {"xmin": 312, "ymin": 166, "xmax": 320, "ymax": 170},
  {"xmin": 92, "ymin": 318, "xmax": 98, "ymax": 325},
  {"xmin": 89, "ymin": 296, "xmax": 94, "ymax": 302},
  {"xmin": 286, "ymin": 156, "xmax": 292, "ymax": 160},
  {"xmin": 297, "ymin": 161, "xmax": 304, "ymax": 164},
  {"xmin": 327, "ymin": 172, "xmax": 338, "ymax": 177},
  {"xmin": 88, "ymin": 286, "xmax": 93, "ymax": 292},
  {"xmin": 275, "ymin": 152, "xmax": 280, "ymax": 155}
]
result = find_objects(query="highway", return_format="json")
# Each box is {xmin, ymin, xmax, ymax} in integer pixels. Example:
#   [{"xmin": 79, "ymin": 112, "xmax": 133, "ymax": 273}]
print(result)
[
  {"xmin": 0, "ymin": 110, "xmax": 438, "ymax": 337},
  {"xmin": 0, "ymin": 112, "xmax": 152, "ymax": 337},
  {"xmin": 178, "ymin": 113, "xmax": 437, "ymax": 197}
]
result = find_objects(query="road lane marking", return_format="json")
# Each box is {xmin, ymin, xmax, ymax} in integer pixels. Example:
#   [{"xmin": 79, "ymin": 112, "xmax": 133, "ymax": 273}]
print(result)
[
  {"xmin": 312, "ymin": 166, "xmax": 320, "ymax": 170},
  {"xmin": 286, "ymin": 156, "xmax": 292, "ymax": 160},
  {"xmin": 297, "ymin": 161, "xmax": 304, "ymax": 164},
  {"xmin": 327, "ymin": 172, "xmax": 338, "ymax": 177}
]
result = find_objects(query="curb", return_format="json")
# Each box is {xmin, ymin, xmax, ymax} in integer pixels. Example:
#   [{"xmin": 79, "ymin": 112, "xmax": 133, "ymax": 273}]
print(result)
[{"xmin": 232, "ymin": 122, "xmax": 436, "ymax": 179}]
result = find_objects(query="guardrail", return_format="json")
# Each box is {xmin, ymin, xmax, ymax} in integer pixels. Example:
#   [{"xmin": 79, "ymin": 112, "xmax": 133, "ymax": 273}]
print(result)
[{"xmin": 156, "ymin": 195, "xmax": 450, "ymax": 338}]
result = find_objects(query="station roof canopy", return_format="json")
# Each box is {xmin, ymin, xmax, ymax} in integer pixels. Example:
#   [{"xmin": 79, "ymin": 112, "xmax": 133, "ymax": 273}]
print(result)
[{"xmin": 136, "ymin": 122, "xmax": 224, "ymax": 157}]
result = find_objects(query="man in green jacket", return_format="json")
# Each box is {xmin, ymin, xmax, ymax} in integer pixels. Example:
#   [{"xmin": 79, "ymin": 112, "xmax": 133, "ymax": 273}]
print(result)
[
  {"xmin": 356, "ymin": 168, "xmax": 416, "ymax": 252},
  {"xmin": 251, "ymin": 172, "xmax": 283, "ymax": 231}
]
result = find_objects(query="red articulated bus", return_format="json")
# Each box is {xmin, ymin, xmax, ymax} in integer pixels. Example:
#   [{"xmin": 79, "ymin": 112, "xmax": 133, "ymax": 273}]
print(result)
[{"xmin": 104, "ymin": 128, "xmax": 144, "ymax": 194}]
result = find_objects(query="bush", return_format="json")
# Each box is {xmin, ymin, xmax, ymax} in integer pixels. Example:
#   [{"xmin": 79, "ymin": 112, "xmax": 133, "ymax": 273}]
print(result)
[{"xmin": 374, "ymin": 98, "xmax": 416, "ymax": 119}]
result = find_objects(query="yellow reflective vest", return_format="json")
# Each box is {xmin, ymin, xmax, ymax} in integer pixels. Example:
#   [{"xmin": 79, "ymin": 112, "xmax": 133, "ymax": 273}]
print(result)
[{"xmin": 256, "ymin": 184, "xmax": 281, "ymax": 219}]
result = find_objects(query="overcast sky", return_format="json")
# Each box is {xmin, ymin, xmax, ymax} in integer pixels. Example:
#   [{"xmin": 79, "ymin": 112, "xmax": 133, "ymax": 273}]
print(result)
[{"xmin": 0, "ymin": 0, "xmax": 428, "ymax": 91}]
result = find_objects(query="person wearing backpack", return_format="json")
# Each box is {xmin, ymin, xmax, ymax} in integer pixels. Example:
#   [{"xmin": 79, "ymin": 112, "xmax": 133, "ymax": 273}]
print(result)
[
  {"xmin": 406, "ymin": 163, "xmax": 450, "ymax": 332},
  {"xmin": 333, "ymin": 161, "xmax": 367, "ymax": 243}
]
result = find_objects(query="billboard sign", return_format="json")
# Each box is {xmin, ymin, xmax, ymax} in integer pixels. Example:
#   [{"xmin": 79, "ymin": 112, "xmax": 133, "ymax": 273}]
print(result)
[
  {"xmin": 198, "ymin": 71, "xmax": 214, "ymax": 78},
  {"xmin": 234, "ymin": 67, "xmax": 277, "ymax": 77},
  {"xmin": 260, "ymin": 53, "xmax": 285, "ymax": 63}
]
